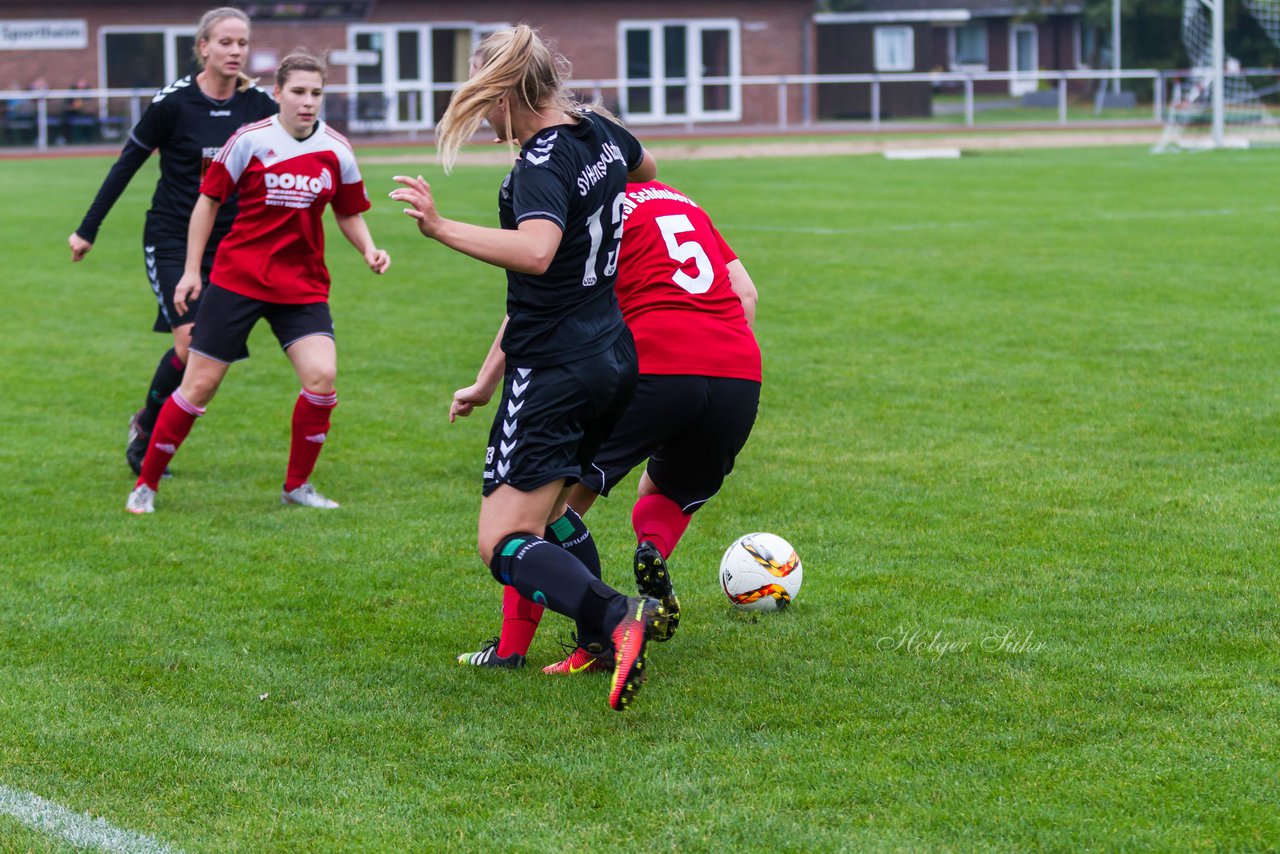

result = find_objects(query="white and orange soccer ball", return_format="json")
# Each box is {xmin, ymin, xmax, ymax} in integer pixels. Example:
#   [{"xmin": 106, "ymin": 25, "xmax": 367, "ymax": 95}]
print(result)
[{"xmin": 718, "ymin": 532, "xmax": 802, "ymax": 611}]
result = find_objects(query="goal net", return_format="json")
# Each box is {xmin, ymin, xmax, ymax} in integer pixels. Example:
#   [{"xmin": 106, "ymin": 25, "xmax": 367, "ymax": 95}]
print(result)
[{"xmin": 1156, "ymin": 0, "xmax": 1280, "ymax": 150}]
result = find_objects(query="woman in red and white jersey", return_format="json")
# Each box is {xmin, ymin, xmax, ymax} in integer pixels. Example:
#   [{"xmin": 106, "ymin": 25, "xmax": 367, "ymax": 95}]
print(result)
[{"xmin": 126, "ymin": 52, "xmax": 390, "ymax": 514}]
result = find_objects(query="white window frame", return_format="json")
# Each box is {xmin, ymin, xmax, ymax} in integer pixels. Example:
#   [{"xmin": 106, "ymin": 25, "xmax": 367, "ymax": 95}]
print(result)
[
  {"xmin": 617, "ymin": 18, "xmax": 741, "ymax": 125},
  {"xmin": 97, "ymin": 25, "xmax": 195, "ymax": 91},
  {"xmin": 346, "ymin": 21, "xmax": 506, "ymax": 131},
  {"xmin": 873, "ymin": 26, "xmax": 914, "ymax": 72},
  {"xmin": 948, "ymin": 22, "xmax": 988, "ymax": 71}
]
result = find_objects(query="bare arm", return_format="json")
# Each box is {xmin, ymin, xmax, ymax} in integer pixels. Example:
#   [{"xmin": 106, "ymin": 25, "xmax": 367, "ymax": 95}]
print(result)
[
  {"xmin": 335, "ymin": 211, "xmax": 391, "ymax": 274},
  {"xmin": 628, "ymin": 149, "xmax": 658, "ymax": 183},
  {"xmin": 727, "ymin": 259, "xmax": 758, "ymax": 328},
  {"xmin": 173, "ymin": 195, "xmax": 220, "ymax": 315},
  {"xmin": 390, "ymin": 175, "xmax": 562, "ymax": 274},
  {"xmin": 450, "ymin": 316, "xmax": 509, "ymax": 422}
]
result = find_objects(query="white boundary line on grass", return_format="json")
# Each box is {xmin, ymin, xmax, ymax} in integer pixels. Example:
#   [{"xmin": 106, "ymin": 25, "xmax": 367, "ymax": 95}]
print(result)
[{"xmin": 0, "ymin": 784, "xmax": 182, "ymax": 854}]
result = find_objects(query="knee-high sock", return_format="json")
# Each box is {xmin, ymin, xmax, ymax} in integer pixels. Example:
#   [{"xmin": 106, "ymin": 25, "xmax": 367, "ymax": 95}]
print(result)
[
  {"xmin": 137, "ymin": 348, "xmax": 186, "ymax": 433},
  {"xmin": 547, "ymin": 507, "xmax": 600, "ymax": 578},
  {"xmin": 490, "ymin": 534, "xmax": 628, "ymax": 640},
  {"xmin": 496, "ymin": 508, "xmax": 603, "ymax": 656},
  {"xmin": 632, "ymin": 492, "xmax": 693, "ymax": 559},
  {"xmin": 285, "ymin": 389, "xmax": 336, "ymax": 492},
  {"xmin": 497, "ymin": 585, "xmax": 543, "ymax": 658},
  {"xmin": 137, "ymin": 390, "xmax": 203, "ymax": 490}
]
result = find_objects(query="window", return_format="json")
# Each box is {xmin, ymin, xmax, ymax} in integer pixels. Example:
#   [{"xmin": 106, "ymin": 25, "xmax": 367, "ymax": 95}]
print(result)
[
  {"xmin": 951, "ymin": 23, "xmax": 987, "ymax": 68},
  {"xmin": 874, "ymin": 26, "xmax": 914, "ymax": 72},
  {"xmin": 100, "ymin": 27, "xmax": 197, "ymax": 89},
  {"xmin": 619, "ymin": 19, "xmax": 740, "ymax": 124}
]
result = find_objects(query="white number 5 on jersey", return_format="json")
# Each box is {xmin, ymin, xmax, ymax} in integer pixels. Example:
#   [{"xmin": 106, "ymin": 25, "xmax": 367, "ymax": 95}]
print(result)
[{"xmin": 655, "ymin": 214, "xmax": 714, "ymax": 294}]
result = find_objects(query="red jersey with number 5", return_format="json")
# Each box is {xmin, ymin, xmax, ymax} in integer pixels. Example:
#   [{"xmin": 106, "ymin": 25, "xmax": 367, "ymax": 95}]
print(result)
[
  {"xmin": 200, "ymin": 115, "xmax": 370, "ymax": 304},
  {"xmin": 615, "ymin": 181, "xmax": 761, "ymax": 382}
]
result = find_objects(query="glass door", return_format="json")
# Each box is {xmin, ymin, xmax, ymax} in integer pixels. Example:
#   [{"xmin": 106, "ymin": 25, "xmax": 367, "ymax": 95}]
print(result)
[
  {"xmin": 348, "ymin": 24, "xmax": 505, "ymax": 131},
  {"xmin": 620, "ymin": 19, "xmax": 740, "ymax": 123},
  {"xmin": 1010, "ymin": 24, "xmax": 1039, "ymax": 95}
]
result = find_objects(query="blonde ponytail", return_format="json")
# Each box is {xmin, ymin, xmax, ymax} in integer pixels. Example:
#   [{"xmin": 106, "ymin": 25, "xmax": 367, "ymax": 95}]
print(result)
[{"xmin": 435, "ymin": 25, "xmax": 575, "ymax": 174}]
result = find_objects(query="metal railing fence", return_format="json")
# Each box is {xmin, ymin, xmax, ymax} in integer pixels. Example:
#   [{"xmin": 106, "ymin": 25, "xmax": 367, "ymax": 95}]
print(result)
[{"xmin": 3, "ymin": 68, "xmax": 1275, "ymax": 150}]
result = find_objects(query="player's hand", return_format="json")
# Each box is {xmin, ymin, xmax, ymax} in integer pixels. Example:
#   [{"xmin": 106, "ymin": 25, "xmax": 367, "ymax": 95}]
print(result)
[
  {"xmin": 389, "ymin": 175, "xmax": 442, "ymax": 239},
  {"xmin": 449, "ymin": 382, "xmax": 493, "ymax": 423},
  {"xmin": 68, "ymin": 232, "xmax": 92, "ymax": 262},
  {"xmin": 365, "ymin": 247, "xmax": 391, "ymax": 274},
  {"xmin": 174, "ymin": 271, "xmax": 202, "ymax": 316}
]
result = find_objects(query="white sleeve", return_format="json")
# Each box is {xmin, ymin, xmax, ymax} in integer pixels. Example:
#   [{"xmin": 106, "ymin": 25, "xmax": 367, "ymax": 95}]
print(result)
[
  {"xmin": 338, "ymin": 145, "xmax": 362, "ymax": 185},
  {"xmin": 214, "ymin": 127, "xmax": 257, "ymax": 184}
]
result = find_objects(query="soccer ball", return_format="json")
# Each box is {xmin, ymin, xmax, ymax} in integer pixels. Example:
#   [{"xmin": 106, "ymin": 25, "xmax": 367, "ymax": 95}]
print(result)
[{"xmin": 719, "ymin": 532, "xmax": 802, "ymax": 611}]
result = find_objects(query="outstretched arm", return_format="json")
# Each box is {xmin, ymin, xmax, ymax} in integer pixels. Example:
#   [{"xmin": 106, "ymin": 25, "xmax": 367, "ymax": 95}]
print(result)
[
  {"xmin": 335, "ymin": 211, "xmax": 391, "ymax": 274},
  {"xmin": 390, "ymin": 175, "xmax": 562, "ymax": 274}
]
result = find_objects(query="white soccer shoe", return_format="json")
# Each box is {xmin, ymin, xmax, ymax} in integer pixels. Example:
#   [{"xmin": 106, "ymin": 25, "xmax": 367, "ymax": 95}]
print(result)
[
  {"xmin": 126, "ymin": 484, "xmax": 156, "ymax": 514},
  {"xmin": 281, "ymin": 482, "xmax": 339, "ymax": 509}
]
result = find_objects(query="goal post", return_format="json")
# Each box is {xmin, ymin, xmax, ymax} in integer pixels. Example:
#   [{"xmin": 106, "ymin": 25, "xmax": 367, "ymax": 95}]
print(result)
[{"xmin": 1155, "ymin": 0, "xmax": 1280, "ymax": 150}]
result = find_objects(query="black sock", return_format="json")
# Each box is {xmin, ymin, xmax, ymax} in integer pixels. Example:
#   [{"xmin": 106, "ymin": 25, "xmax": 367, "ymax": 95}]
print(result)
[
  {"xmin": 545, "ymin": 509, "xmax": 609, "ymax": 646},
  {"xmin": 138, "ymin": 348, "xmax": 185, "ymax": 433},
  {"xmin": 491, "ymin": 534, "xmax": 627, "ymax": 639},
  {"xmin": 545, "ymin": 507, "xmax": 600, "ymax": 579}
]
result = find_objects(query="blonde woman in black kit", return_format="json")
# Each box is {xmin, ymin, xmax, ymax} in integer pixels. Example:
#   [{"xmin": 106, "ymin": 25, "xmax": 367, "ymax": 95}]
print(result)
[
  {"xmin": 390, "ymin": 26, "xmax": 668, "ymax": 712},
  {"xmin": 68, "ymin": 7, "xmax": 276, "ymax": 475}
]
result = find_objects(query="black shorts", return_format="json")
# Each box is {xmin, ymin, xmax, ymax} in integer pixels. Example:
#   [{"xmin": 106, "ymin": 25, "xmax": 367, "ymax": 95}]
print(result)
[
  {"xmin": 144, "ymin": 238, "xmax": 216, "ymax": 333},
  {"xmin": 578, "ymin": 374, "xmax": 760, "ymax": 512},
  {"xmin": 189, "ymin": 283, "xmax": 334, "ymax": 364},
  {"xmin": 482, "ymin": 330, "xmax": 638, "ymax": 496}
]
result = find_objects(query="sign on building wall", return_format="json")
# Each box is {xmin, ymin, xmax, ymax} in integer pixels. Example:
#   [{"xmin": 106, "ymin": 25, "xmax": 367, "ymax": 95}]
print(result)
[{"xmin": 0, "ymin": 19, "xmax": 88, "ymax": 50}]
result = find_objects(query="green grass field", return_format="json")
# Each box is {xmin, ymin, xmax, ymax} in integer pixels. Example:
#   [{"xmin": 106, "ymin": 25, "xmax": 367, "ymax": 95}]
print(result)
[{"xmin": 1, "ymin": 142, "xmax": 1278, "ymax": 852}]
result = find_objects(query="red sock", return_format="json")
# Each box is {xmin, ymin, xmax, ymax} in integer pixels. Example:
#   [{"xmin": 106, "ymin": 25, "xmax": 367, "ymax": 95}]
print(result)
[
  {"xmin": 632, "ymin": 492, "xmax": 693, "ymax": 559},
  {"xmin": 137, "ymin": 390, "xmax": 203, "ymax": 490},
  {"xmin": 497, "ymin": 584, "xmax": 544, "ymax": 658},
  {"xmin": 285, "ymin": 388, "xmax": 336, "ymax": 492}
]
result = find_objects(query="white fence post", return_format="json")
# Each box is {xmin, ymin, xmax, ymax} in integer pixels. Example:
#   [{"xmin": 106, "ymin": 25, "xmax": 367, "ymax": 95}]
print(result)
[{"xmin": 36, "ymin": 96, "xmax": 48, "ymax": 151}]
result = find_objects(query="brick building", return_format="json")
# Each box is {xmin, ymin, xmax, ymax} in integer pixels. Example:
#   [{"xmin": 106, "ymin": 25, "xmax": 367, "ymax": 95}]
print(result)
[{"xmin": 0, "ymin": 0, "xmax": 816, "ymax": 134}]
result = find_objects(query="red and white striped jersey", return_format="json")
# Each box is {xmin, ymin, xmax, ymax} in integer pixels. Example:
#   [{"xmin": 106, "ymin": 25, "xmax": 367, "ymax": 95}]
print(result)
[
  {"xmin": 616, "ymin": 181, "xmax": 761, "ymax": 382},
  {"xmin": 200, "ymin": 116, "xmax": 370, "ymax": 304}
]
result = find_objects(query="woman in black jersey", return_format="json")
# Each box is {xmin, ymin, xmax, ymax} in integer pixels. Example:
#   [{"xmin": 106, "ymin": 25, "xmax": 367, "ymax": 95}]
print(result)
[
  {"xmin": 390, "ymin": 26, "xmax": 665, "ymax": 712},
  {"xmin": 67, "ymin": 7, "xmax": 277, "ymax": 476}
]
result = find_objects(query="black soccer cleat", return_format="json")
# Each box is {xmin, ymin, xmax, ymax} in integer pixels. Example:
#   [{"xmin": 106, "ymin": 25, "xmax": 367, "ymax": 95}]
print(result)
[
  {"xmin": 126, "ymin": 409, "xmax": 170, "ymax": 478},
  {"xmin": 633, "ymin": 541, "xmax": 680, "ymax": 642},
  {"xmin": 126, "ymin": 409, "xmax": 149, "ymax": 475},
  {"xmin": 457, "ymin": 637, "xmax": 526, "ymax": 668}
]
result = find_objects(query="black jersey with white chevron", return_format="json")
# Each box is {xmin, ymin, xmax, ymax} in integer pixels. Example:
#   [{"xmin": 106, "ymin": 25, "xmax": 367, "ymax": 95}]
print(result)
[
  {"xmin": 132, "ymin": 76, "xmax": 277, "ymax": 240},
  {"xmin": 497, "ymin": 112, "xmax": 645, "ymax": 367}
]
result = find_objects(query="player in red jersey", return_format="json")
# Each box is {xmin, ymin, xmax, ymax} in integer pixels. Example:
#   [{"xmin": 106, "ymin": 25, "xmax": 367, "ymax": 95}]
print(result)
[
  {"xmin": 126, "ymin": 53, "xmax": 390, "ymax": 514},
  {"xmin": 454, "ymin": 179, "xmax": 761, "ymax": 674}
]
